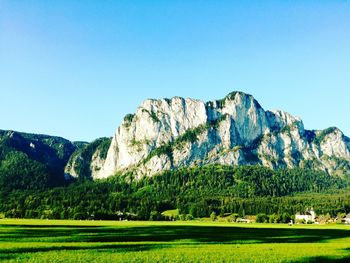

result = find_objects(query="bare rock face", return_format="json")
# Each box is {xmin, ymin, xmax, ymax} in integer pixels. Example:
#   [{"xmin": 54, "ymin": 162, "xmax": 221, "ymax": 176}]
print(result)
[
  {"xmin": 97, "ymin": 91, "xmax": 350, "ymax": 178},
  {"xmin": 65, "ymin": 138, "xmax": 111, "ymax": 180}
]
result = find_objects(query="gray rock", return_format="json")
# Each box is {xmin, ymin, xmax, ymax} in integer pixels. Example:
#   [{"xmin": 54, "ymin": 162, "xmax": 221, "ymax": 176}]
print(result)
[{"xmin": 97, "ymin": 91, "xmax": 350, "ymax": 178}]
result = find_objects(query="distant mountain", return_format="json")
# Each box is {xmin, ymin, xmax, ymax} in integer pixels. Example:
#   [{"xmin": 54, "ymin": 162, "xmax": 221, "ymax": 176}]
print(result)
[
  {"xmin": 1, "ymin": 91, "xmax": 350, "ymax": 184},
  {"xmin": 0, "ymin": 130, "xmax": 80, "ymax": 190},
  {"xmin": 0, "ymin": 129, "xmax": 112, "ymax": 189},
  {"xmin": 97, "ymin": 91, "xmax": 350, "ymax": 178},
  {"xmin": 1, "ymin": 92, "xmax": 349, "ymax": 220}
]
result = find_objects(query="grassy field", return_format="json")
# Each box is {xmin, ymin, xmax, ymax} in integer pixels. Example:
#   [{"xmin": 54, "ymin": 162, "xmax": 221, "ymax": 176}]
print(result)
[{"xmin": 0, "ymin": 219, "xmax": 350, "ymax": 262}]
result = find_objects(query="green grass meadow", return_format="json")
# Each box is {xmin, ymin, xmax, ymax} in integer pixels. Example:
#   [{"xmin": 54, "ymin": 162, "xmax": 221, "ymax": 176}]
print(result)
[{"xmin": 0, "ymin": 219, "xmax": 350, "ymax": 262}]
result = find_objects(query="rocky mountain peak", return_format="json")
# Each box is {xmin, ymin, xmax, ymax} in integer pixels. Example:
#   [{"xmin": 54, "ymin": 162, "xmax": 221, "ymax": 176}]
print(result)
[{"xmin": 96, "ymin": 91, "xmax": 350, "ymax": 179}]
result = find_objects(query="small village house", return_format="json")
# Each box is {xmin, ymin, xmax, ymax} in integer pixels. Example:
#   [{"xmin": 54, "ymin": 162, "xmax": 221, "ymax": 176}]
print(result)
[
  {"xmin": 295, "ymin": 208, "xmax": 315, "ymax": 223},
  {"xmin": 343, "ymin": 213, "xmax": 350, "ymax": 224}
]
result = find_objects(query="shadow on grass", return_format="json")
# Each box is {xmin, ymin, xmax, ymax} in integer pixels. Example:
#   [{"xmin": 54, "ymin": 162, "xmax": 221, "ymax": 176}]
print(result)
[
  {"xmin": 1, "ymin": 224, "xmax": 350, "ymax": 244},
  {"xmin": 1, "ymin": 225, "xmax": 350, "ymax": 261},
  {"xmin": 2, "ymin": 224, "xmax": 99, "ymax": 228},
  {"xmin": 0, "ymin": 254, "xmax": 17, "ymax": 261},
  {"xmin": 300, "ymin": 256, "xmax": 350, "ymax": 263},
  {"xmin": 0, "ymin": 243, "xmax": 168, "ymax": 255},
  {"xmin": 297, "ymin": 249, "xmax": 350, "ymax": 263}
]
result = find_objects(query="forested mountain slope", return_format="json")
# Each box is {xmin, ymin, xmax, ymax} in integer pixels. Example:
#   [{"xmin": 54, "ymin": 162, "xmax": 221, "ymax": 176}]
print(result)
[
  {"xmin": 0, "ymin": 130, "xmax": 79, "ymax": 190},
  {"xmin": 1, "ymin": 165, "xmax": 348, "ymax": 220}
]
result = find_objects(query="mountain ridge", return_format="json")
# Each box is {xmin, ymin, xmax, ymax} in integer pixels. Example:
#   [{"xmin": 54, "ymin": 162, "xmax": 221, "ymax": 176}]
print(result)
[
  {"xmin": 1, "ymin": 91, "xmax": 349, "ymax": 183},
  {"xmin": 0, "ymin": 129, "xmax": 80, "ymax": 190},
  {"xmin": 97, "ymin": 91, "xmax": 350, "ymax": 179}
]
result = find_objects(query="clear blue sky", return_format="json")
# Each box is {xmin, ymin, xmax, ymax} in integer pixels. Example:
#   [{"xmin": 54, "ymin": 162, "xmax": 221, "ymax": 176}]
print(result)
[{"xmin": 1, "ymin": 1, "xmax": 349, "ymax": 142}]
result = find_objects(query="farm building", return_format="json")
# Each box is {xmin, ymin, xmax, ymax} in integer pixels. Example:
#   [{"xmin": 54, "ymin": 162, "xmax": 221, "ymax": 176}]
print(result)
[
  {"xmin": 343, "ymin": 213, "xmax": 350, "ymax": 224},
  {"xmin": 295, "ymin": 208, "xmax": 315, "ymax": 223}
]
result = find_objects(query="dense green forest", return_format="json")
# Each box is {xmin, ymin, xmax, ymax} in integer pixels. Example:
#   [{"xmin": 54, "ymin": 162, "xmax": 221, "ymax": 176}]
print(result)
[
  {"xmin": 0, "ymin": 130, "xmax": 80, "ymax": 190},
  {"xmin": 1, "ymin": 164, "xmax": 349, "ymax": 220},
  {"xmin": 1, "ymin": 129, "xmax": 349, "ymax": 222}
]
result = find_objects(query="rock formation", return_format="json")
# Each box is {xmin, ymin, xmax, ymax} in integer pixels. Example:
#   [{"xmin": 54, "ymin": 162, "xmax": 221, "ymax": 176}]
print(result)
[{"xmin": 97, "ymin": 92, "xmax": 350, "ymax": 178}]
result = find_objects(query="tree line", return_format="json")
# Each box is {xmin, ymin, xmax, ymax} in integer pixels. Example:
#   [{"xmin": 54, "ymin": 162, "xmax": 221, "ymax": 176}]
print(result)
[{"xmin": 1, "ymin": 164, "xmax": 349, "ymax": 220}]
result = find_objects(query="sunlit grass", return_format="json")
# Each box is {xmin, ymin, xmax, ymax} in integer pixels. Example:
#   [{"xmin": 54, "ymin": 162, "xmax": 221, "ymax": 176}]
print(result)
[{"xmin": 0, "ymin": 219, "xmax": 349, "ymax": 262}]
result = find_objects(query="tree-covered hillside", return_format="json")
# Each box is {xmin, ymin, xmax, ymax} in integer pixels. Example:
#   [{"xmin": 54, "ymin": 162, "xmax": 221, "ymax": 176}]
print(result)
[
  {"xmin": 0, "ymin": 130, "xmax": 80, "ymax": 190},
  {"xmin": 0, "ymin": 130, "xmax": 349, "ymax": 221},
  {"xmin": 1, "ymin": 165, "xmax": 348, "ymax": 220}
]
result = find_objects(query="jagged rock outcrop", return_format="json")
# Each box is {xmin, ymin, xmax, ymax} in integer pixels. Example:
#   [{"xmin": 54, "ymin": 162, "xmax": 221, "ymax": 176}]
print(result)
[
  {"xmin": 98, "ymin": 91, "xmax": 350, "ymax": 178},
  {"xmin": 65, "ymin": 137, "xmax": 112, "ymax": 180}
]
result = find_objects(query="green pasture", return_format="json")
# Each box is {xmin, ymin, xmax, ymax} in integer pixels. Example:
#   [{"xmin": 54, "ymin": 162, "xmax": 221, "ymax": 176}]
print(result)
[{"xmin": 0, "ymin": 219, "xmax": 349, "ymax": 262}]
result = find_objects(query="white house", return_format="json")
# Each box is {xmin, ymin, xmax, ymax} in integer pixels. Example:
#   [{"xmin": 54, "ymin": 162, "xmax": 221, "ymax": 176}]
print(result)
[
  {"xmin": 295, "ymin": 208, "xmax": 316, "ymax": 223},
  {"xmin": 344, "ymin": 213, "xmax": 350, "ymax": 224}
]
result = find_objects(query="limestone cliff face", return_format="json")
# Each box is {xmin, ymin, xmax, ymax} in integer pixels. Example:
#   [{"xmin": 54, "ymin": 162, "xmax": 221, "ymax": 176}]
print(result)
[
  {"xmin": 97, "ymin": 92, "xmax": 350, "ymax": 178},
  {"xmin": 65, "ymin": 137, "xmax": 111, "ymax": 180}
]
